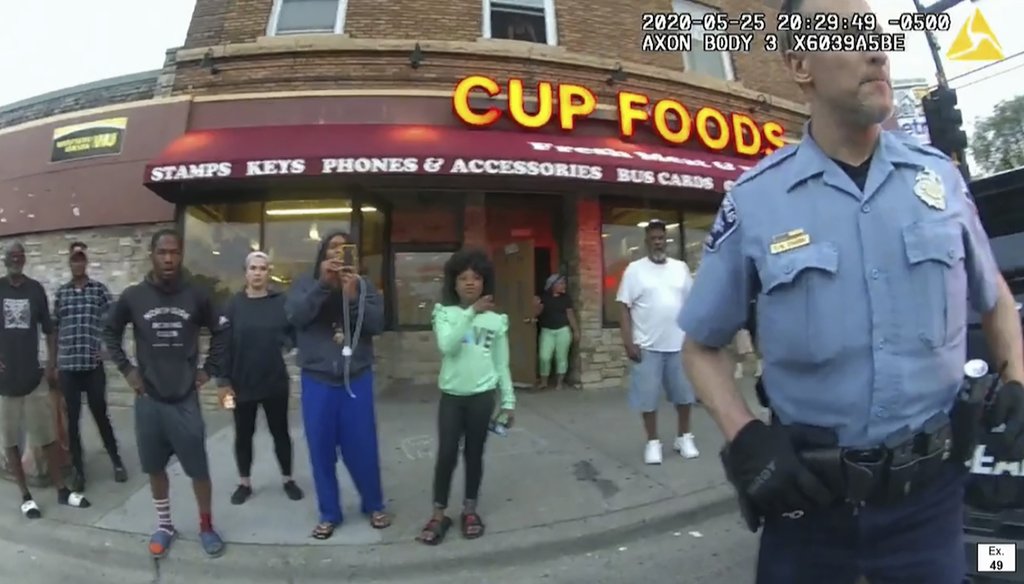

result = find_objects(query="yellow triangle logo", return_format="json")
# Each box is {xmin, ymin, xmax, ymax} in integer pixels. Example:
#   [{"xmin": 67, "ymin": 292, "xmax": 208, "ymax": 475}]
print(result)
[{"xmin": 946, "ymin": 8, "xmax": 1004, "ymax": 62}]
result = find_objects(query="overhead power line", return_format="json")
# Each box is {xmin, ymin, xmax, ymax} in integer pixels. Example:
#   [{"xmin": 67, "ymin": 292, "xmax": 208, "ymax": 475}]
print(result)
[
  {"xmin": 944, "ymin": 50, "xmax": 1024, "ymax": 85},
  {"xmin": 951, "ymin": 62, "xmax": 1024, "ymax": 91}
]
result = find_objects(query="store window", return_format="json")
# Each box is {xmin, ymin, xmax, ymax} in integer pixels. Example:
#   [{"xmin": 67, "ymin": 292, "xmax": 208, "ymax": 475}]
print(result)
[
  {"xmin": 388, "ymin": 195, "xmax": 462, "ymax": 328},
  {"xmin": 263, "ymin": 199, "xmax": 355, "ymax": 288},
  {"xmin": 483, "ymin": 0, "xmax": 558, "ymax": 46},
  {"xmin": 182, "ymin": 203, "xmax": 262, "ymax": 306},
  {"xmin": 360, "ymin": 204, "xmax": 386, "ymax": 292},
  {"xmin": 674, "ymin": 0, "xmax": 736, "ymax": 80},
  {"xmin": 683, "ymin": 212, "xmax": 716, "ymax": 272},
  {"xmin": 394, "ymin": 251, "xmax": 454, "ymax": 327},
  {"xmin": 601, "ymin": 205, "xmax": 684, "ymax": 327},
  {"xmin": 268, "ymin": 0, "xmax": 347, "ymax": 36}
]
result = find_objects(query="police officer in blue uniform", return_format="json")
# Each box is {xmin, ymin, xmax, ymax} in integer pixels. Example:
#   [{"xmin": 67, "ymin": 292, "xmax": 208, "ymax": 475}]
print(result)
[{"xmin": 679, "ymin": 0, "xmax": 1024, "ymax": 582}]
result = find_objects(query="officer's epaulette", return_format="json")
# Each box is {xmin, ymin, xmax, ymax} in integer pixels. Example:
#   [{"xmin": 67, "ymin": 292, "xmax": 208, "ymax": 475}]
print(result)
[{"xmin": 731, "ymin": 143, "xmax": 799, "ymax": 189}]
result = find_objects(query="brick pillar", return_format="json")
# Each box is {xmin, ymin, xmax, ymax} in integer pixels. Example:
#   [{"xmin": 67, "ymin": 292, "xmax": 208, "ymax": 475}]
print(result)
[
  {"xmin": 575, "ymin": 195, "xmax": 606, "ymax": 389},
  {"xmin": 463, "ymin": 192, "xmax": 486, "ymax": 248},
  {"xmin": 561, "ymin": 194, "xmax": 582, "ymax": 385}
]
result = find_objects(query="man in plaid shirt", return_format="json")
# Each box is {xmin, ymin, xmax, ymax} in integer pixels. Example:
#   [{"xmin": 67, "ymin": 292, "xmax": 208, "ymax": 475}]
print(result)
[{"xmin": 54, "ymin": 242, "xmax": 126, "ymax": 490}]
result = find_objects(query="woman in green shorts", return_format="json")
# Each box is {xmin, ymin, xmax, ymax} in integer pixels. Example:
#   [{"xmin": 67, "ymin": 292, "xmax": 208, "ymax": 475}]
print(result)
[{"xmin": 534, "ymin": 274, "xmax": 579, "ymax": 390}]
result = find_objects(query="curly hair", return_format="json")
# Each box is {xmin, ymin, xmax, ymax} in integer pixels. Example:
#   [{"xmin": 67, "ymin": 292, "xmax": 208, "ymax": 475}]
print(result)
[{"xmin": 441, "ymin": 247, "xmax": 495, "ymax": 306}]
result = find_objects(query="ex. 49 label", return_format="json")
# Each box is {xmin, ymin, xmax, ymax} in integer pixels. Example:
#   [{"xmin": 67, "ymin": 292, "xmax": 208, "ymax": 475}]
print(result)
[{"xmin": 977, "ymin": 543, "xmax": 1016, "ymax": 573}]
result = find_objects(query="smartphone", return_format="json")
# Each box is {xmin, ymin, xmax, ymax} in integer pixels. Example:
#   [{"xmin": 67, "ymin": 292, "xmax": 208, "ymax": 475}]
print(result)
[
  {"xmin": 339, "ymin": 244, "xmax": 358, "ymax": 272},
  {"xmin": 488, "ymin": 412, "xmax": 509, "ymax": 436}
]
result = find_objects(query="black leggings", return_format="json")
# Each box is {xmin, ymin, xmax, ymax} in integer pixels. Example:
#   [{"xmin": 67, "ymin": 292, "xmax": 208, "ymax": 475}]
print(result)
[
  {"xmin": 233, "ymin": 394, "xmax": 292, "ymax": 478},
  {"xmin": 432, "ymin": 390, "xmax": 495, "ymax": 509}
]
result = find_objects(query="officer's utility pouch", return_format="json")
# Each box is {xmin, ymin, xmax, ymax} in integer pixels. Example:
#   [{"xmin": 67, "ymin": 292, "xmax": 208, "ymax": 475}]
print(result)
[
  {"xmin": 884, "ymin": 427, "xmax": 919, "ymax": 502},
  {"xmin": 886, "ymin": 414, "xmax": 953, "ymax": 503}
]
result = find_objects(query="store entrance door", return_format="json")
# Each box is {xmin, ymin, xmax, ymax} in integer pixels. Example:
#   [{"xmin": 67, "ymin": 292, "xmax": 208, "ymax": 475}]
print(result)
[{"xmin": 493, "ymin": 240, "xmax": 536, "ymax": 386}]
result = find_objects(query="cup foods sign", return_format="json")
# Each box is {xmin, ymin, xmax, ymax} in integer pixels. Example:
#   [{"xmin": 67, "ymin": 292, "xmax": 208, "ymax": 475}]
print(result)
[
  {"xmin": 147, "ymin": 140, "xmax": 751, "ymax": 192},
  {"xmin": 452, "ymin": 75, "xmax": 787, "ymax": 156}
]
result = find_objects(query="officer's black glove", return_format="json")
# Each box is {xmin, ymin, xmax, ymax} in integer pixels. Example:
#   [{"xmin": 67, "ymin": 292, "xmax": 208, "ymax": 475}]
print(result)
[
  {"xmin": 725, "ymin": 420, "xmax": 834, "ymax": 515},
  {"xmin": 984, "ymin": 380, "xmax": 1024, "ymax": 461}
]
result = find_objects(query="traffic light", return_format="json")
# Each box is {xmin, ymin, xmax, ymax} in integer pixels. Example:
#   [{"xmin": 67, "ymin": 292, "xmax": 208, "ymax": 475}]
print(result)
[{"xmin": 921, "ymin": 86, "xmax": 968, "ymax": 157}]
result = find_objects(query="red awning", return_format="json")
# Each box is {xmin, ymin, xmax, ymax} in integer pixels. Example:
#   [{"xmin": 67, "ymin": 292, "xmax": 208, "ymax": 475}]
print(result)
[{"xmin": 144, "ymin": 124, "xmax": 756, "ymax": 193}]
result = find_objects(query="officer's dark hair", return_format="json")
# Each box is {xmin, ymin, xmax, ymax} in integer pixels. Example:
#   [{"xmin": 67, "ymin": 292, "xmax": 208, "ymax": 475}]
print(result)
[
  {"xmin": 149, "ymin": 229, "xmax": 183, "ymax": 252},
  {"xmin": 441, "ymin": 247, "xmax": 495, "ymax": 306},
  {"xmin": 68, "ymin": 241, "xmax": 87, "ymax": 254}
]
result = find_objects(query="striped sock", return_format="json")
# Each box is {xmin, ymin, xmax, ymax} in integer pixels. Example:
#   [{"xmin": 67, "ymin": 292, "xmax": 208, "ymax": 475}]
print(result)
[{"xmin": 154, "ymin": 498, "xmax": 173, "ymax": 531}]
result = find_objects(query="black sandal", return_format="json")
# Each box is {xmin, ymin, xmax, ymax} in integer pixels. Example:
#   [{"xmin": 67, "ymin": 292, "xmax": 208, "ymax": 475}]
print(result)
[
  {"xmin": 369, "ymin": 511, "xmax": 392, "ymax": 529},
  {"xmin": 311, "ymin": 521, "xmax": 336, "ymax": 540},
  {"xmin": 461, "ymin": 512, "xmax": 486, "ymax": 539},
  {"xmin": 416, "ymin": 516, "xmax": 452, "ymax": 545}
]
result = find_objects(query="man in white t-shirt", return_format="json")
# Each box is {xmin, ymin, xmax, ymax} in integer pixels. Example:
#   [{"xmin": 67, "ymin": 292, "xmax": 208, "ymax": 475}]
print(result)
[{"xmin": 616, "ymin": 219, "xmax": 699, "ymax": 464}]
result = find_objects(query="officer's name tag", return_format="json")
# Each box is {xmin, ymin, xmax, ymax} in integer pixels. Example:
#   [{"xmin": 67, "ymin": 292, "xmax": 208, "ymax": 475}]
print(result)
[{"xmin": 769, "ymin": 229, "xmax": 810, "ymax": 255}]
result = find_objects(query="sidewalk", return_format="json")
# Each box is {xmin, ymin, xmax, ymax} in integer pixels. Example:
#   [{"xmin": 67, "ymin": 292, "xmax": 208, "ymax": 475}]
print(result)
[{"xmin": 0, "ymin": 378, "xmax": 764, "ymax": 581}]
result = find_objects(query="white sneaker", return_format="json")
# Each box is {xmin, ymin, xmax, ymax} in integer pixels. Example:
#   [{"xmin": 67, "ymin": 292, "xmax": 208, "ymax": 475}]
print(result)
[
  {"xmin": 644, "ymin": 439, "xmax": 663, "ymax": 465},
  {"xmin": 674, "ymin": 434, "xmax": 700, "ymax": 459}
]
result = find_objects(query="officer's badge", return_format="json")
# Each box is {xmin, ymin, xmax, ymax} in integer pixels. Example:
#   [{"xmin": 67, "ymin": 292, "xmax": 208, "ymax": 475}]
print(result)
[
  {"xmin": 913, "ymin": 168, "xmax": 946, "ymax": 210},
  {"xmin": 704, "ymin": 193, "xmax": 738, "ymax": 252}
]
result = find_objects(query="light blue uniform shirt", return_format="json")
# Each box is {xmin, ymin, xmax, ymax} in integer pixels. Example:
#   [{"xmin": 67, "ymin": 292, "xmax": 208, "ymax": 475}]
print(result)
[{"xmin": 679, "ymin": 128, "xmax": 1001, "ymax": 448}]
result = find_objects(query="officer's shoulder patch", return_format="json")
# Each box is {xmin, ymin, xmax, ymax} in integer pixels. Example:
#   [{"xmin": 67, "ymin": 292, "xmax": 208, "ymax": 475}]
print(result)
[
  {"xmin": 731, "ymin": 144, "xmax": 799, "ymax": 190},
  {"xmin": 704, "ymin": 192, "xmax": 739, "ymax": 253}
]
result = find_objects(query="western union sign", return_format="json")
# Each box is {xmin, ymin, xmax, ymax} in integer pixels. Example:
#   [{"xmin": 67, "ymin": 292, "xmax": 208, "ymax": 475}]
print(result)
[{"xmin": 51, "ymin": 117, "xmax": 127, "ymax": 162}]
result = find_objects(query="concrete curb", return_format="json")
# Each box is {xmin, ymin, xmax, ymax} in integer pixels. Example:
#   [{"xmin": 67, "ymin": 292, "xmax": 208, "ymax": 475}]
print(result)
[{"xmin": 0, "ymin": 481, "xmax": 738, "ymax": 581}]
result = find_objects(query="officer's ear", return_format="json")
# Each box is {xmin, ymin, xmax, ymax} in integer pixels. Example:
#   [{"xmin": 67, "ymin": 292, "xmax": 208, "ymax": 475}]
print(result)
[{"xmin": 783, "ymin": 49, "xmax": 813, "ymax": 87}]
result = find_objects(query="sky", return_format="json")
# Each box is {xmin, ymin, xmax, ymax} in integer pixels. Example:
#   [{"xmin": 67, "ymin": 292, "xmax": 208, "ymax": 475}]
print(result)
[{"xmin": 0, "ymin": 0, "xmax": 1021, "ymax": 145}]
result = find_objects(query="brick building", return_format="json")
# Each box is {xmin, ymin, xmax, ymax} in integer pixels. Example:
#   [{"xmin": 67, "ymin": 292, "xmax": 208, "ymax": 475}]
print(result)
[{"xmin": 0, "ymin": 0, "xmax": 804, "ymax": 399}]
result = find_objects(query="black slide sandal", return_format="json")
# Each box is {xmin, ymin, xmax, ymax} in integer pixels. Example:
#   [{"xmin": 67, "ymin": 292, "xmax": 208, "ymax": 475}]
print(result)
[
  {"xmin": 461, "ymin": 512, "xmax": 486, "ymax": 539},
  {"xmin": 416, "ymin": 516, "xmax": 452, "ymax": 545}
]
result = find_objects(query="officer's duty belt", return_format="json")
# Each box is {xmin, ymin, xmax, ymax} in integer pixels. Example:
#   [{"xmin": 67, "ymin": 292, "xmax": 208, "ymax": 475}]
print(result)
[{"xmin": 780, "ymin": 411, "xmax": 956, "ymax": 507}]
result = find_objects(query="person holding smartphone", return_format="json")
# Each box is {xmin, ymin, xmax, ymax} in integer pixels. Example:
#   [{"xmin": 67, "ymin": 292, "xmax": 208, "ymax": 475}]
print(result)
[
  {"xmin": 284, "ymin": 232, "xmax": 389, "ymax": 540},
  {"xmin": 416, "ymin": 248, "xmax": 515, "ymax": 545}
]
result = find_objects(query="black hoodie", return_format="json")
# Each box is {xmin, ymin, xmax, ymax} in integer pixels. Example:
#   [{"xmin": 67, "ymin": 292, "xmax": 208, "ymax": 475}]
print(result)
[
  {"xmin": 217, "ymin": 288, "xmax": 295, "ymax": 403},
  {"xmin": 102, "ymin": 274, "xmax": 226, "ymax": 403},
  {"xmin": 284, "ymin": 231, "xmax": 384, "ymax": 386}
]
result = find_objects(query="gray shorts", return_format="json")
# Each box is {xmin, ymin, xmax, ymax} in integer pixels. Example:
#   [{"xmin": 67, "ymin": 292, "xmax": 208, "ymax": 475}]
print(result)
[
  {"xmin": 627, "ymin": 349, "xmax": 696, "ymax": 412},
  {"xmin": 134, "ymin": 392, "xmax": 209, "ymax": 479}
]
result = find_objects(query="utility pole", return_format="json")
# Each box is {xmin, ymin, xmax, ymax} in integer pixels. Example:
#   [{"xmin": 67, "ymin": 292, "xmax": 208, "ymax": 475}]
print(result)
[{"xmin": 912, "ymin": 0, "xmax": 972, "ymax": 181}]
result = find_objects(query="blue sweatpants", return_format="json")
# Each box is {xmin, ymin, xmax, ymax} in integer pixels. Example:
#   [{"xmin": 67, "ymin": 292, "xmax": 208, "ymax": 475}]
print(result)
[
  {"xmin": 301, "ymin": 370, "xmax": 384, "ymax": 525},
  {"xmin": 756, "ymin": 464, "xmax": 966, "ymax": 583}
]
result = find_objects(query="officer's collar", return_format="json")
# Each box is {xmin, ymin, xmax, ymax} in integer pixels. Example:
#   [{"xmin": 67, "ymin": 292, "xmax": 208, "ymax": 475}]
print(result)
[{"xmin": 786, "ymin": 122, "xmax": 920, "ymax": 192}]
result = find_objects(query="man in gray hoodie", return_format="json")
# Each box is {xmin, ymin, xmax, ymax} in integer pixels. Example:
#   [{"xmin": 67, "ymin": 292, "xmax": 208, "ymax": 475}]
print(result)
[{"xmin": 285, "ymin": 231, "xmax": 389, "ymax": 540}]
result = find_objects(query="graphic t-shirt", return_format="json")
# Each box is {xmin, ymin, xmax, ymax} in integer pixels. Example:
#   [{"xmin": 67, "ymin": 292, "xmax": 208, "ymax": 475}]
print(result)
[
  {"xmin": 616, "ymin": 257, "xmax": 693, "ymax": 352},
  {"xmin": 0, "ymin": 276, "xmax": 52, "ymax": 396}
]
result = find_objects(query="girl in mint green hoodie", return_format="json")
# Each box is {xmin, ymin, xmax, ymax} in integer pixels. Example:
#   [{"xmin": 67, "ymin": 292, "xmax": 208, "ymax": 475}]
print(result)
[{"xmin": 416, "ymin": 249, "xmax": 515, "ymax": 545}]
